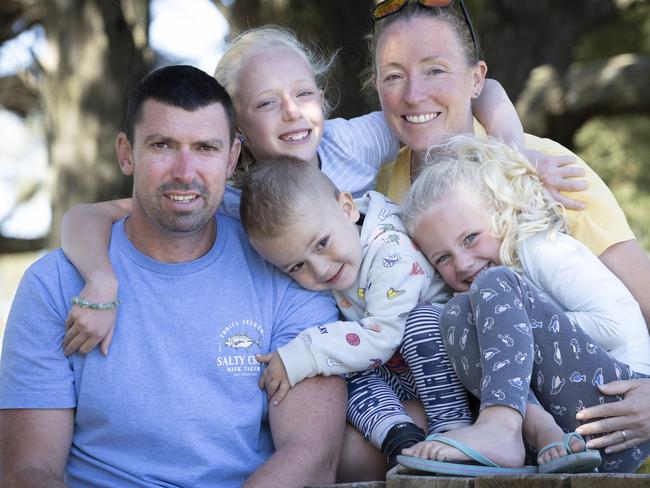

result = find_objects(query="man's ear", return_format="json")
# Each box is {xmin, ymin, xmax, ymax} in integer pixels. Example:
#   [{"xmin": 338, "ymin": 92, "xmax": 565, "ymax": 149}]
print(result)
[
  {"xmin": 116, "ymin": 133, "xmax": 134, "ymax": 176},
  {"xmin": 226, "ymin": 137, "xmax": 241, "ymax": 179},
  {"xmin": 337, "ymin": 192, "xmax": 360, "ymax": 224}
]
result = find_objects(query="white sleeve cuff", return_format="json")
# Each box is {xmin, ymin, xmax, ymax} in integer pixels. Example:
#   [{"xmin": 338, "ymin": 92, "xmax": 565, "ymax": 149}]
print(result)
[{"xmin": 277, "ymin": 335, "xmax": 319, "ymax": 387}]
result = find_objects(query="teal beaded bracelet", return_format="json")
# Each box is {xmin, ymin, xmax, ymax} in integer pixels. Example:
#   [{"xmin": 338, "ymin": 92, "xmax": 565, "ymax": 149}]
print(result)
[{"xmin": 71, "ymin": 296, "xmax": 121, "ymax": 310}]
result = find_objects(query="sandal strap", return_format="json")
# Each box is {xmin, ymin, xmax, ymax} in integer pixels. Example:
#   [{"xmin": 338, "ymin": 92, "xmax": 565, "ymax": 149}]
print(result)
[
  {"xmin": 563, "ymin": 432, "xmax": 585, "ymax": 455},
  {"xmin": 538, "ymin": 431, "xmax": 586, "ymax": 457},
  {"xmin": 424, "ymin": 433, "xmax": 501, "ymax": 468}
]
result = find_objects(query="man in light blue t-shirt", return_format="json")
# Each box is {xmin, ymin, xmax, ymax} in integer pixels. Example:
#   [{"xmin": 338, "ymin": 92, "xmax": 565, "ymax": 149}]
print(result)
[{"xmin": 0, "ymin": 65, "xmax": 346, "ymax": 488}]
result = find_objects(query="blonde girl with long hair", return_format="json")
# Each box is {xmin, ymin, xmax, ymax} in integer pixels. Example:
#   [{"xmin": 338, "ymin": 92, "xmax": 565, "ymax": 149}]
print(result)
[{"xmin": 400, "ymin": 135, "xmax": 650, "ymax": 475}]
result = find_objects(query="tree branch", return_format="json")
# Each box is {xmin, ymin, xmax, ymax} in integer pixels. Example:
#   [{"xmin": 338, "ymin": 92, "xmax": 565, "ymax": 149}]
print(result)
[{"xmin": 517, "ymin": 54, "xmax": 650, "ymax": 145}]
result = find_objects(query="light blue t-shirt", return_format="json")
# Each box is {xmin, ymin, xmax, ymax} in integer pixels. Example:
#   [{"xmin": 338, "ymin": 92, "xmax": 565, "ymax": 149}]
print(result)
[
  {"xmin": 0, "ymin": 214, "xmax": 338, "ymax": 487},
  {"xmin": 220, "ymin": 111, "xmax": 400, "ymax": 219}
]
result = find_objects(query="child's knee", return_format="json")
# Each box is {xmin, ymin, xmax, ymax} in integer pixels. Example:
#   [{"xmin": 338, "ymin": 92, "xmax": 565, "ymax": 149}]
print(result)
[
  {"xmin": 470, "ymin": 266, "xmax": 521, "ymax": 294},
  {"xmin": 440, "ymin": 294, "xmax": 470, "ymax": 335}
]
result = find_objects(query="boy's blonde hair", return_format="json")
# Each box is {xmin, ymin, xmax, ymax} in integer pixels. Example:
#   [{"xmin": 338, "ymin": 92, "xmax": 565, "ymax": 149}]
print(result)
[
  {"xmin": 240, "ymin": 158, "xmax": 340, "ymax": 240},
  {"xmin": 214, "ymin": 26, "xmax": 336, "ymax": 188},
  {"xmin": 403, "ymin": 135, "xmax": 567, "ymax": 270}
]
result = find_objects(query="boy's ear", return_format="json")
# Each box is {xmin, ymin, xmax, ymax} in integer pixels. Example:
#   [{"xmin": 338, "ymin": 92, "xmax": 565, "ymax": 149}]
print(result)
[
  {"xmin": 337, "ymin": 192, "xmax": 360, "ymax": 223},
  {"xmin": 116, "ymin": 133, "xmax": 134, "ymax": 176}
]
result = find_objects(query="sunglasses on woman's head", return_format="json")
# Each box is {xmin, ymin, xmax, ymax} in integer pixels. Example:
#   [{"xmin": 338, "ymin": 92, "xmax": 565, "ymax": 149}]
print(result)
[{"xmin": 372, "ymin": 0, "xmax": 481, "ymax": 60}]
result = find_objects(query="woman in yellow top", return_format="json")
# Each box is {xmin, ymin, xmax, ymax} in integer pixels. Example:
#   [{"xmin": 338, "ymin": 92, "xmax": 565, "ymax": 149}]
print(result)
[
  {"xmin": 370, "ymin": 2, "xmax": 649, "ymax": 323},
  {"xmin": 347, "ymin": 0, "xmax": 650, "ymax": 477}
]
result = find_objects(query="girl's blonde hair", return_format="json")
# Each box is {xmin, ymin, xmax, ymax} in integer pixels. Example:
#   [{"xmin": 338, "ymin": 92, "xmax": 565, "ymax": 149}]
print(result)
[
  {"xmin": 403, "ymin": 135, "xmax": 568, "ymax": 270},
  {"xmin": 214, "ymin": 26, "xmax": 336, "ymax": 187}
]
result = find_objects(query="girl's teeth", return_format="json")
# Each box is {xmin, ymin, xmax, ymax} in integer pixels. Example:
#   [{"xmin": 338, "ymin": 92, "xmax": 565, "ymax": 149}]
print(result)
[
  {"xmin": 405, "ymin": 113, "xmax": 437, "ymax": 124},
  {"xmin": 282, "ymin": 130, "xmax": 308, "ymax": 141}
]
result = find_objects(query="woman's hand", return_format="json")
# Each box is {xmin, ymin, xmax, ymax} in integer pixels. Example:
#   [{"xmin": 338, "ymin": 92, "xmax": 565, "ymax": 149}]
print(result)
[
  {"xmin": 575, "ymin": 379, "xmax": 650, "ymax": 453},
  {"xmin": 256, "ymin": 352, "xmax": 292, "ymax": 406},
  {"xmin": 63, "ymin": 279, "xmax": 118, "ymax": 356},
  {"xmin": 521, "ymin": 148, "xmax": 587, "ymax": 210}
]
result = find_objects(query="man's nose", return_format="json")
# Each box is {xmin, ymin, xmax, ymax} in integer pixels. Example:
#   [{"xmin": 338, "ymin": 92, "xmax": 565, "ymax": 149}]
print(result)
[{"xmin": 171, "ymin": 148, "xmax": 197, "ymax": 183}]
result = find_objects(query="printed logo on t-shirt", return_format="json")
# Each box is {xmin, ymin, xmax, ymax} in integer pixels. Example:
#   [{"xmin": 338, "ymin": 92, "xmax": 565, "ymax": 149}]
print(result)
[{"xmin": 216, "ymin": 318, "xmax": 264, "ymax": 377}]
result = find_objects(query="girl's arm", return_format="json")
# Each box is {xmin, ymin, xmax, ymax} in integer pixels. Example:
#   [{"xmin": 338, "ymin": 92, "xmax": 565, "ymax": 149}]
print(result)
[
  {"xmin": 520, "ymin": 232, "xmax": 646, "ymax": 352},
  {"xmin": 474, "ymin": 79, "xmax": 587, "ymax": 210},
  {"xmin": 60, "ymin": 198, "xmax": 132, "ymax": 356}
]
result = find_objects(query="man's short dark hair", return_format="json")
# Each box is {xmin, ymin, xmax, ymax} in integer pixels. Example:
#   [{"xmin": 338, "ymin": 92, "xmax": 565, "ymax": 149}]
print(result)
[{"xmin": 125, "ymin": 65, "xmax": 236, "ymax": 144}]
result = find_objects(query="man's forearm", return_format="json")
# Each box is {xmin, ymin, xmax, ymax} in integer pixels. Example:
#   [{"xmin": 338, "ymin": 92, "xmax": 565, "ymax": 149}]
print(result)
[
  {"xmin": 244, "ymin": 375, "xmax": 347, "ymax": 488},
  {"xmin": 4, "ymin": 467, "xmax": 67, "ymax": 488},
  {"xmin": 244, "ymin": 442, "xmax": 335, "ymax": 488},
  {"xmin": 0, "ymin": 409, "xmax": 73, "ymax": 488}
]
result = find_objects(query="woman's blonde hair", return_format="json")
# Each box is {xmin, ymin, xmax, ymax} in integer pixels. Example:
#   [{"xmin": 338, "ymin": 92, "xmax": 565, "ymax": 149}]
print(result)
[
  {"xmin": 214, "ymin": 26, "xmax": 336, "ymax": 187},
  {"xmin": 403, "ymin": 135, "xmax": 568, "ymax": 270}
]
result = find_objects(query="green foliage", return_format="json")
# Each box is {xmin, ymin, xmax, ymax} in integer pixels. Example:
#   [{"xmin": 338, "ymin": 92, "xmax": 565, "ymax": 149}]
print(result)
[
  {"xmin": 575, "ymin": 115, "xmax": 650, "ymax": 251},
  {"xmin": 575, "ymin": 3, "xmax": 650, "ymax": 60},
  {"xmin": 638, "ymin": 457, "xmax": 650, "ymax": 474}
]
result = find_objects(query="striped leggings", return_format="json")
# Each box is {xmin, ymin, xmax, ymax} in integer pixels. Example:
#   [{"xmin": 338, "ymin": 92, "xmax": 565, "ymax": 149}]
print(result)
[{"xmin": 346, "ymin": 303, "xmax": 472, "ymax": 448}]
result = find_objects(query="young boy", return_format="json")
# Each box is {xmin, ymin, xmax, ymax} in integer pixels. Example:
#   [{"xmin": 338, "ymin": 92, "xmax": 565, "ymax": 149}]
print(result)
[{"xmin": 240, "ymin": 157, "xmax": 472, "ymax": 466}]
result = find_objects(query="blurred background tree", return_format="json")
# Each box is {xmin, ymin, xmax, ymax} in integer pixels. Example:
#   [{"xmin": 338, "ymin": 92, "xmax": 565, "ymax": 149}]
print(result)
[
  {"xmin": 0, "ymin": 0, "xmax": 649, "ymax": 249},
  {"xmin": 0, "ymin": 0, "xmax": 150, "ymax": 247}
]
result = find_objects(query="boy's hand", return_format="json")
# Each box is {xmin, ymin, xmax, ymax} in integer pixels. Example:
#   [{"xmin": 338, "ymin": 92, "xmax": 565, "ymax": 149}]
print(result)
[
  {"xmin": 63, "ymin": 281, "xmax": 117, "ymax": 356},
  {"xmin": 521, "ymin": 149, "xmax": 587, "ymax": 210},
  {"xmin": 256, "ymin": 352, "xmax": 291, "ymax": 406}
]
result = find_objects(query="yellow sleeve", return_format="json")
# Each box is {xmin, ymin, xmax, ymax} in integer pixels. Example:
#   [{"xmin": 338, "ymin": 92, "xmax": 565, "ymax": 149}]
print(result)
[
  {"xmin": 523, "ymin": 133, "xmax": 635, "ymax": 256},
  {"xmin": 374, "ymin": 161, "xmax": 394, "ymax": 197},
  {"xmin": 374, "ymin": 147, "xmax": 412, "ymax": 205}
]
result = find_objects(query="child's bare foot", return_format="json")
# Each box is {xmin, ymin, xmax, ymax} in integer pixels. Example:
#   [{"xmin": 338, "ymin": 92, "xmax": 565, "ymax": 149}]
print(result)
[
  {"xmin": 402, "ymin": 406, "xmax": 526, "ymax": 468},
  {"xmin": 523, "ymin": 403, "xmax": 586, "ymax": 465}
]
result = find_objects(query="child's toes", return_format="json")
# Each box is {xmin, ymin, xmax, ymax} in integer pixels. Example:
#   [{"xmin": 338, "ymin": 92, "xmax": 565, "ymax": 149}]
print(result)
[
  {"xmin": 403, "ymin": 441, "xmax": 426, "ymax": 458},
  {"xmin": 539, "ymin": 446, "xmax": 565, "ymax": 464},
  {"xmin": 569, "ymin": 436, "xmax": 586, "ymax": 453},
  {"xmin": 553, "ymin": 446, "xmax": 569, "ymax": 460}
]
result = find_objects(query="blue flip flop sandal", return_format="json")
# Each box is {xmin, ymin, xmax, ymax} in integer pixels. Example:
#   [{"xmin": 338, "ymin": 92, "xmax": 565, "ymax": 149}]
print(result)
[
  {"xmin": 397, "ymin": 433, "xmax": 538, "ymax": 477},
  {"xmin": 537, "ymin": 432, "xmax": 601, "ymax": 474}
]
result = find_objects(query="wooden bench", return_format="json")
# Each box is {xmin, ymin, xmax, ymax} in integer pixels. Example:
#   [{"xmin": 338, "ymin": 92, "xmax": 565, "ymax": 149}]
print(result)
[{"xmin": 309, "ymin": 466, "xmax": 650, "ymax": 488}]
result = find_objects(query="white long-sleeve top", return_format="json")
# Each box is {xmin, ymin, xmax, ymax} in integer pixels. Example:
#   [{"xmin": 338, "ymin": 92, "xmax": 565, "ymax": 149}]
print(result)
[
  {"xmin": 278, "ymin": 192, "xmax": 451, "ymax": 386},
  {"xmin": 519, "ymin": 231, "xmax": 650, "ymax": 375}
]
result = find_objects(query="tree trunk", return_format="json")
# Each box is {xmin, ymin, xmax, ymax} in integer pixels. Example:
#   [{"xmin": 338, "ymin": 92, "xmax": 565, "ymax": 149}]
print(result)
[
  {"xmin": 517, "ymin": 54, "xmax": 650, "ymax": 145},
  {"xmin": 469, "ymin": 0, "xmax": 618, "ymax": 101},
  {"xmin": 41, "ymin": 0, "xmax": 151, "ymax": 246}
]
